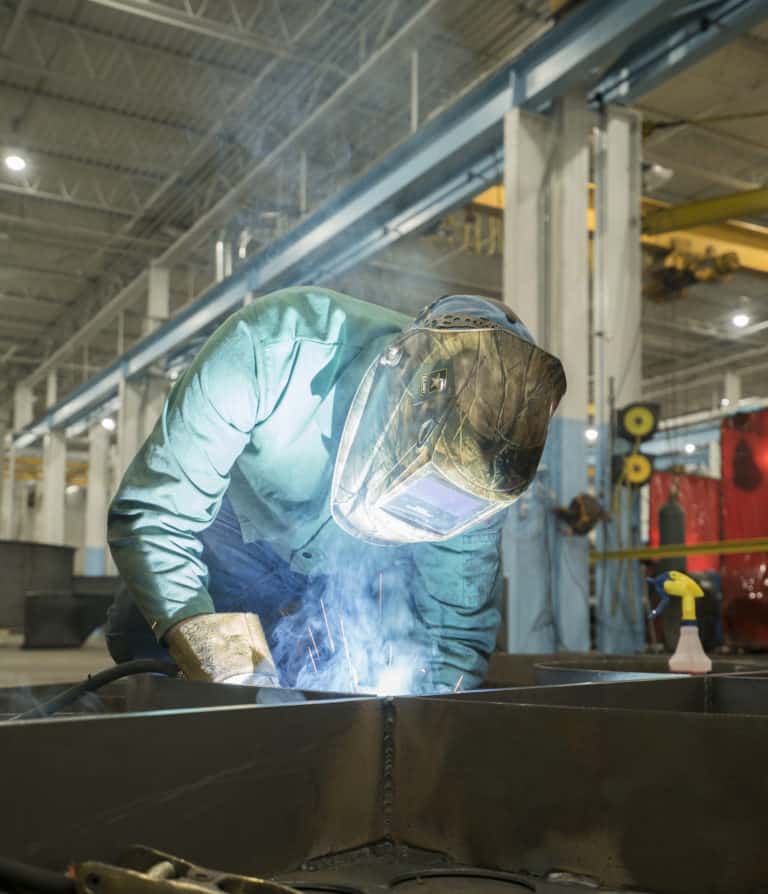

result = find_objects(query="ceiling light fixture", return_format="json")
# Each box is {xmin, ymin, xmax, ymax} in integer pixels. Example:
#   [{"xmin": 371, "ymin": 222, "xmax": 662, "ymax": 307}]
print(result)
[
  {"xmin": 66, "ymin": 484, "xmax": 80, "ymax": 495},
  {"xmin": 721, "ymin": 397, "xmax": 730, "ymax": 408},
  {"xmin": 585, "ymin": 427, "xmax": 599, "ymax": 443},
  {"xmin": 684, "ymin": 442, "xmax": 696, "ymax": 455},
  {"xmin": 732, "ymin": 312, "xmax": 750, "ymax": 329},
  {"xmin": 4, "ymin": 154, "xmax": 26, "ymax": 172},
  {"xmin": 101, "ymin": 417, "xmax": 116, "ymax": 431}
]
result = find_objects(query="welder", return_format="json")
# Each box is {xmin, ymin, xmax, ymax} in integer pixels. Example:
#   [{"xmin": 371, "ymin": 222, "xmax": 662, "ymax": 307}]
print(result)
[{"xmin": 107, "ymin": 287, "xmax": 565, "ymax": 694}]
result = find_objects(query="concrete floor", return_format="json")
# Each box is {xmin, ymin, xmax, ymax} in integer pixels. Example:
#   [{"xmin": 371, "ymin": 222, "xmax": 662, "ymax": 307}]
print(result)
[{"xmin": 0, "ymin": 630, "xmax": 112, "ymax": 686}]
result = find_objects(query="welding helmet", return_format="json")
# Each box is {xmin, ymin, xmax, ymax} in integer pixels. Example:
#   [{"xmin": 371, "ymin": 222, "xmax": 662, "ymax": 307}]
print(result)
[{"xmin": 331, "ymin": 295, "xmax": 567, "ymax": 544}]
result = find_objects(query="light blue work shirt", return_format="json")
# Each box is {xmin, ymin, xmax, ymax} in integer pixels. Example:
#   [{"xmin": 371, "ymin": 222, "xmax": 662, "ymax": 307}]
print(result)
[{"xmin": 108, "ymin": 287, "xmax": 502, "ymax": 690}]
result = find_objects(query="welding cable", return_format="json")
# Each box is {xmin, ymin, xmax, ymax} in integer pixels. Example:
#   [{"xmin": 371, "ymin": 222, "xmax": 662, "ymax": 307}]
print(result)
[
  {"xmin": 10, "ymin": 658, "xmax": 179, "ymax": 722},
  {"xmin": 0, "ymin": 856, "xmax": 75, "ymax": 893}
]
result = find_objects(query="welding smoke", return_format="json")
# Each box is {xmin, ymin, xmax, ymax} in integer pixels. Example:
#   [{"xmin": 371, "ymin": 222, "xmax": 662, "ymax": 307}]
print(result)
[{"xmin": 269, "ymin": 541, "xmax": 435, "ymax": 695}]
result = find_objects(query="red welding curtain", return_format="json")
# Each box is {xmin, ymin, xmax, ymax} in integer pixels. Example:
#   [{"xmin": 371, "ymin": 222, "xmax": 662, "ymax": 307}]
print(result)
[
  {"xmin": 649, "ymin": 471, "xmax": 721, "ymax": 572},
  {"xmin": 721, "ymin": 410, "xmax": 768, "ymax": 644}
]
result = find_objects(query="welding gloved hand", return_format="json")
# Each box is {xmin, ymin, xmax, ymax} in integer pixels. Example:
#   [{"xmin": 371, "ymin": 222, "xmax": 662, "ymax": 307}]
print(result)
[{"xmin": 165, "ymin": 612, "xmax": 280, "ymax": 687}]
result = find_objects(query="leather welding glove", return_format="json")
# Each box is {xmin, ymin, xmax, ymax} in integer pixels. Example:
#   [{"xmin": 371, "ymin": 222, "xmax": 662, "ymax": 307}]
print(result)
[{"xmin": 165, "ymin": 612, "xmax": 280, "ymax": 687}]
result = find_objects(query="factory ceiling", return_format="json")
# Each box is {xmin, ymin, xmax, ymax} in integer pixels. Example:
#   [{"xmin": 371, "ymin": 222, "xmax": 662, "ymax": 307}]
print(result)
[
  {"xmin": 0, "ymin": 0, "xmax": 766, "ymax": 424},
  {"xmin": 0, "ymin": 0, "xmax": 551, "ymax": 412}
]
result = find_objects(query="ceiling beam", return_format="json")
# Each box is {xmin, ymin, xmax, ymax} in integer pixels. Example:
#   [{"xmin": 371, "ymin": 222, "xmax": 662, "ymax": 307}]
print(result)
[
  {"xmin": 0, "ymin": 128, "xmax": 174, "ymax": 184},
  {"xmin": 643, "ymin": 149, "xmax": 762, "ymax": 193},
  {"xmin": 85, "ymin": 0, "xmax": 309, "ymax": 57},
  {"xmin": 0, "ymin": 77, "xmax": 207, "ymax": 137},
  {"xmin": 9, "ymin": 0, "xmax": 365, "ymax": 372},
  {"xmin": 0, "ymin": 0, "xmax": 30, "ymax": 53},
  {"xmin": 0, "ymin": 181, "xmax": 136, "ymax": 216},
  {"xmin": 0, "ymin": 261, "xmax": 90, "ymax": 283},
  {"xmin": 13, "ymin": 0, "xmax": 768, "ymax": 444},
  {"xmin": 644, "ymin": 341, "xmax": 768, "ymax": 391},
  {"xmin": 0, "ymin": 211, "xmax": 169, "ymax": 249}
]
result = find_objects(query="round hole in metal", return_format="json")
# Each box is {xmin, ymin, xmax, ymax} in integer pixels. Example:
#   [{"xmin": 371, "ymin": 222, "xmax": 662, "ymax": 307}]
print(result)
[{"xmin": 391, "ymin": 872, "xmax": 533, "ymax": 892}]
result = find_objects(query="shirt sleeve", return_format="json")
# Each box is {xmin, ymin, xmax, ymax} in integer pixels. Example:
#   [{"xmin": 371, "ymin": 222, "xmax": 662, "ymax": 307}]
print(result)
[
  {"xmin": 107, "ymin": 316, "xmax": 261, "ymax": 640},
  {"xmin": 408, "ymin": 516, "xmax": 504, "ymax": 692}
]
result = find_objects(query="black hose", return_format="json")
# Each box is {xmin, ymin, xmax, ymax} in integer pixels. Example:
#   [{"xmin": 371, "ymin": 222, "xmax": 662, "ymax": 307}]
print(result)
[
  {"xmin": 11, "ymin": 659, "xmax": 179, "ymax": 721},
  {"xmin": 0, "ymin": 856, "xmax": 75, "ymax": 893}
]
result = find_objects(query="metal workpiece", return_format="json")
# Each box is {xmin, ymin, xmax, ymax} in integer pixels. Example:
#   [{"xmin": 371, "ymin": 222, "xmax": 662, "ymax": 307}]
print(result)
[
  {"xmin": 3, "ymin": 671, "xmax": 768, "ymax": 892},
  {"xmin": 484, "ymin": 650, "xmax": 768, "ymax": 686},
  {"xmin": 392, "ymin": 694, "xmax": 768, "ymax": 894},
  {"xmin": 0, "ymin": 696, "xmax": 385, "ymax": 877},
  {"xmin": 531, "ymin": 653, "xmax": 768, "ymax": 685},
  {"xmin": 0, "ymin": 674, "xmax": 358, "ymax": 720},
  {"xmin": 277, "ymin": 842, "xmax": 604, "ymax": 892}
]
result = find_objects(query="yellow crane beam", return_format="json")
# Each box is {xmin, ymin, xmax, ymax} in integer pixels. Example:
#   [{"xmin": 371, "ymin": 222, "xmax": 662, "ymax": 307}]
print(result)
[
  {"xmin": 2, "ymin": 455, "xmax": 87, "ymax": 484},
  {"xmin": 472, "ymin": 184, "xmax": 768, "ymax": 275},
  {"xmin": 590, "ymin": 537, "xmax": 768, "ymax": 563},
  {"xmin": 642, "ymin": 187, "xmax": 768, "ymax": 235}
]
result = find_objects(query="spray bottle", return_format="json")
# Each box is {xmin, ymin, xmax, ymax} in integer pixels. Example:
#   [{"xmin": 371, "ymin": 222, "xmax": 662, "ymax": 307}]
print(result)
[{"xmin": 648, "ymin": 570, "xmax": 712, "ymax": 674}]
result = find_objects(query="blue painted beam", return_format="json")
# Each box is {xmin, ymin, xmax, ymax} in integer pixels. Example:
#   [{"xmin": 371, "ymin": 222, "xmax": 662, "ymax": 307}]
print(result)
[
  {"xmin": 13, "ymin": 0, "xmax": 768, "ymax": 448},
  {"xmin": 593, "ymin": 0, "xmax": 768, "ymax": 106}
]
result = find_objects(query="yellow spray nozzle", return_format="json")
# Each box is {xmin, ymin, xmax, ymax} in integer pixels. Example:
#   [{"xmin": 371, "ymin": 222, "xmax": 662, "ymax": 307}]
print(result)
[
  {"xmin": 663, "ymin": 571, "xmax": 704, "ymax": 622},
  {"xmin": 648, "ymin": 571, "xmax": 704, "ymax": 623}
]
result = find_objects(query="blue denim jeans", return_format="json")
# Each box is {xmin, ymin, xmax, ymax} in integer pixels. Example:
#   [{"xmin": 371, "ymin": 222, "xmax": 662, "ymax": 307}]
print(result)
[{"xmin": 106, "ymin": 496, "xmax": 320, "ymax": 684}]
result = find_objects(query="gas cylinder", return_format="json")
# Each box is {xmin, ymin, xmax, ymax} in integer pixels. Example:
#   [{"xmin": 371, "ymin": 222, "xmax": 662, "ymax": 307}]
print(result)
[{"xmin": 658, "ymin": 486, "xmax": 686, "ymax": 575}]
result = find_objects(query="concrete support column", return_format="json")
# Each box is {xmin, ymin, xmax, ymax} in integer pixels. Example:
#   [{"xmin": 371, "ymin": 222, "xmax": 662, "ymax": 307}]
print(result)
[
  {"xmin": 12, "ymin": 385, "xmax": 34, "ymax": 539},
  {"xmin": 46, "ymin": 370, "xmax": 57, "ymax": 408},
  {"xmin": 1, "ymin": 441, "xmax": 15, "ymax": 539},
  {"xmin": 117, "ymin": 376, "xmax": 143, "ymax": 480},
  {"xmin": 39, "ymin": 370, "xmax": 66, "ymax": 544},
  {"xmin": 501, "ymin": 95, "xmax": 590, "ymax": 653},
  {"xmin": 724, "ymin": 371, "xmax": 741, "ymax": 408},
  {"xmin": 144, "ymin": 265, "xmax": 170, "ymax": 337},
  {"xmin": 13, "ymin": 383, "xmax": 33, "ymax": 431},
  {"xmin": 42, "ymin": 431, "xmax": 66, "ymax": 544},
  {"xmin": 143, "ymin": 265, "xmax": 171, "ymax": 437},
  {"xmin": 0, "ymin": 421, "xmax": 9, "ymax": 539},
  {"xmin": 594, "ymin": 107, "xmax": 644, "ymax": 653},
  {"xmin": 143, "ymin": 374, "xmax": 169, "ymax": 444},
  {"xmin": 84, "ymin": 425, "xmax": 110, "ymax": 575},
  {"xmin": 215, "ymin": 237, "xmax": 233, "ymax": 282}
]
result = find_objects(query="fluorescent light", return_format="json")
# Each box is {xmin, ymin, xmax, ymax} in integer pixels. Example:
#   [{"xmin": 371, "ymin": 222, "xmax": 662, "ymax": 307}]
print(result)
[
  {"xmin": 585, "ymin": 427, "xmax": 599, "ymax": 443},
  {"xmin": 720, "ymin": 397, "xmax": 730, "ymax": 408},
  {"xmin": 684, "ymin": 442, "xmax": 696, "ymax": 455},
  {"xmin": 101, "ymin": 417, "xmax": 116, "ymax": 431},
  {"xmin": 4, "ymin": 154, "xmax": 26, "ymax": 172},
  {"xmin": 732, "ymin": 312, "xmax": 750, "ymax": 328}
]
